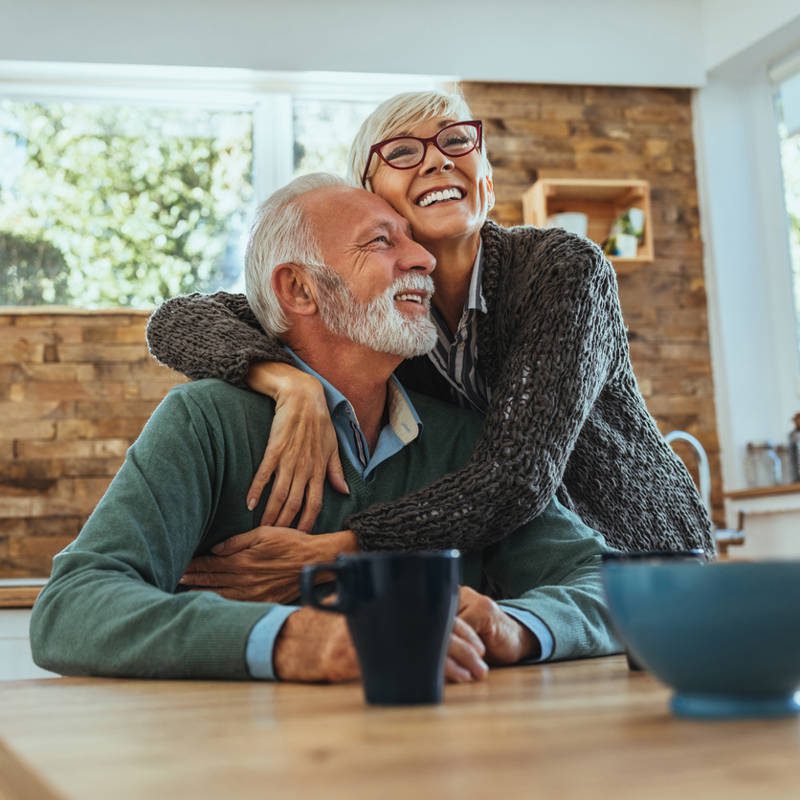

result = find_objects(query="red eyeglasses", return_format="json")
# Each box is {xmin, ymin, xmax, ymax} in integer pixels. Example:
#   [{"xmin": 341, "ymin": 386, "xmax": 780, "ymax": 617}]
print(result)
[{"xmin": 361, "ymin": 120, "xmax": 483, "ymax": 188}]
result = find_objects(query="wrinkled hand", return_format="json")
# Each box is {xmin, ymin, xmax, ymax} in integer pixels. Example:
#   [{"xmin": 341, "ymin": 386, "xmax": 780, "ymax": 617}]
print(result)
[
  {"xmin": 180, "ymin": 527, "xmax": 356, "ymax": 604},
  {"xmin": 246, "ymin": 364, "xmax": 349, "ymax": 531},
  {"xmin": 274, "ymin": 608, "xmax": 360, "ymax": 683},
  {"xmin": 457, "ymin": 587, "xmax": 538, "ymax": 665},
  {"xmin": 445, "ymin": 617, "xmax": 489, "ymax": 683},
  {"xmin": 274, "ymin": 608, "xmax": 489, "ymax": 684}
]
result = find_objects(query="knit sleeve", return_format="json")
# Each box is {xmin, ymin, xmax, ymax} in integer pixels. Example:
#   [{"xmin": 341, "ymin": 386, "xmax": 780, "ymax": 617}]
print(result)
[
  {"xmin": 346, "ymin": 234, "xmax": 621, "ymax": 551},
  {"xmin": 146, "ymin": 291, "xmax": 292, "ymax": 387}
]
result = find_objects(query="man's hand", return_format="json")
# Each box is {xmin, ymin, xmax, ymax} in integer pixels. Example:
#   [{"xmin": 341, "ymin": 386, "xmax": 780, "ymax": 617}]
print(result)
[
  {"xmin": 446, "ymin": 617, "xmax": 489, "ymax": 683},
  {"xmin": 457, "ymin": 587, "xmax": 539, "ymax": 665},
  {"xmin": 275, "ymin": 608, "xmax": 489, "ymax": 684},
  {"xmin": 179, "ymin": 527, "xmax": 358, "ymax": 603},
  {"xmin": 273, "ymin": 608, "xmax": 360, "ymax": 682}
]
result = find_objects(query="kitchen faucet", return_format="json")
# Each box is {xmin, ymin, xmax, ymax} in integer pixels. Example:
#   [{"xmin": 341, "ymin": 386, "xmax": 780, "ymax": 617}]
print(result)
[
  {"xmin": 664, "ymin": 430, "xmax": 712, "ymax": 515},
  {"xmin": 665, "ymin": 430, "xmax": 743, "ymax": 554}
]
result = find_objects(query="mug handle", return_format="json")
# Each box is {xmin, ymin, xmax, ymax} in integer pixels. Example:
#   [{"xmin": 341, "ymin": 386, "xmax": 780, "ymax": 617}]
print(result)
[{"xmin": 301, "ymin": 562, "xmax": 352, "ymax": 614}]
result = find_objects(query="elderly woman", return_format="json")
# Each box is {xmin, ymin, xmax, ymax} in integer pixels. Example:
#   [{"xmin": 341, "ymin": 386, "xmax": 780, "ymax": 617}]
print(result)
[{"xmin": 147, "ymin": 90, "xmax": 712, "ymax": 597}]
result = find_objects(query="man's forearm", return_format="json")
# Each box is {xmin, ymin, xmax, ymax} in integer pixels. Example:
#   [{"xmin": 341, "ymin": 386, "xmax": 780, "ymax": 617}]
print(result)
[{"xmin": 31, "ymin": 561, "xmax": 272, "ymax": 678}]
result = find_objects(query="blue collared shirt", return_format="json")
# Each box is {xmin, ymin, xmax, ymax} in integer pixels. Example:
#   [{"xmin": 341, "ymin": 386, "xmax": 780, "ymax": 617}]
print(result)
[
  {"xmin": 285, "ymin": 346, "xmax": 423, "ymax": 479},
  {"xmin": 245, "ymin": 349, "xmax": 552, "ymax": 680}
]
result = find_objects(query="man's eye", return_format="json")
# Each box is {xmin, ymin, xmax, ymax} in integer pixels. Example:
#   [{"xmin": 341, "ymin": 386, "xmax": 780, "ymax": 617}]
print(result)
[{"xmin": 370, "ymin": 235, "xmax": 390, "ymax": 245}]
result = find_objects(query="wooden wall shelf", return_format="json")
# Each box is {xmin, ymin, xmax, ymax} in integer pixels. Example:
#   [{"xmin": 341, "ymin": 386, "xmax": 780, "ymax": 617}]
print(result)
[
  {"xmin": 724, "ymin": 483, "xmax": 800, "ymax": 501},
  {"xmin": 522, "ymin": 176, "xmax": 653, "ymax": 270}
]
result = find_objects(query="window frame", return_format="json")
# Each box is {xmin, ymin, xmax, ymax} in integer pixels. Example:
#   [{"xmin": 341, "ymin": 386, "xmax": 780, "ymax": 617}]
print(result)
[{"xmin": 769, "ymin": 50, "xmax": 800, "ymax": 399}]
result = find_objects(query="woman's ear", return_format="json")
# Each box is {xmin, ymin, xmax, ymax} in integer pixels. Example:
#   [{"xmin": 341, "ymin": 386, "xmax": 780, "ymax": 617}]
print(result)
[
  {"xmin": 482, "ymin": 173, "xmax": 496, "ymax": 214},
  {"xmin": 271, "ymin": 263, "xmax": 317, "ymax": 317},
  {"xmin": 481, "ymin": 175, "xmax": 494, "ymax": 214}
]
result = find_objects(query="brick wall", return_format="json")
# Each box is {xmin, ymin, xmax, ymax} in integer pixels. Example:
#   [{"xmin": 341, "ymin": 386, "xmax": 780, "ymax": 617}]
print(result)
[
  {"xmin": 0, "ymin": 310, "xmax": 183, "ymax": 576},
  {"xmin": 0, "ymin": 82, "xmax": 722, "ymax": 577}
]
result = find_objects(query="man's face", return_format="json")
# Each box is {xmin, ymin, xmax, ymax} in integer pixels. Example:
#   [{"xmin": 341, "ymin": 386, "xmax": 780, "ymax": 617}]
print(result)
[{"xmin": 302, "ymin": 187, "xmax": 438, "ymax": 358}]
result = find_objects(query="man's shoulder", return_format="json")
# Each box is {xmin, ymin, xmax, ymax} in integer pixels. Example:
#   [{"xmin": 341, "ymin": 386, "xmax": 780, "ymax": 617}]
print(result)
[
  {"xmin": 169, "ymin": 378, "xmax": 262, "ymax": 405},
  {"xmin": 405, "ymin": 389, "xmax": 483, "ymax": 438},
  {"xmin": 162, "ymin": 379, "xmax": 275, "ymax": 426}
]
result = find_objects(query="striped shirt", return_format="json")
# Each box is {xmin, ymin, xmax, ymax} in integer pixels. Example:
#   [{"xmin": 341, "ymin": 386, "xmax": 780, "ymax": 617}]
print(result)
[{"xmin": 427, "ymin": 242, "xmax": 491, "ymax": 415}]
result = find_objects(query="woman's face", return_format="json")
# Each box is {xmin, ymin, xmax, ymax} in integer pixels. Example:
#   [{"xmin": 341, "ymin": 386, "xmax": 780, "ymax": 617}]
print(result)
[{"xmin": 369, "ymin": 116, "xmax": 494, "ymax": 249}]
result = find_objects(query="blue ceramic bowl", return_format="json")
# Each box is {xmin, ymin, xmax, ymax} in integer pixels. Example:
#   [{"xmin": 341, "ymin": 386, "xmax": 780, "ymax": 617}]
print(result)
[{"xmin": 602, "ymin": 558, "xmax": 800, "ymax": 719}]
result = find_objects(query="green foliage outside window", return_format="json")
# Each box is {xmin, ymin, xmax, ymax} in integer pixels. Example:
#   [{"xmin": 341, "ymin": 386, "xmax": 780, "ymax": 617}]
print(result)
[{"xmin": 0, "ymin": 101, "xmax": 253, "ymax": 307}]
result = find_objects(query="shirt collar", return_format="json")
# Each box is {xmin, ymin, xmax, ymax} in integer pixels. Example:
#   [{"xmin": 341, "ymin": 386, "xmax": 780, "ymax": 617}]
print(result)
[
  {"xmin": 283, "ymin": 346, "xmax": 422, "ymax": 446},
  {"xmin": 466, "ymin": 240, "xmax": 488, "ymax": 314}
]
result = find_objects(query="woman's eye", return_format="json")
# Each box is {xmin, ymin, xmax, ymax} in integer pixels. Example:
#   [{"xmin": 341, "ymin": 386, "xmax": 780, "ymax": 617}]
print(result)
[
  {"xmin": 443, "ymin": 134, "xmax": 470, "ymax": 147},
  {"xmin": 385, "ymin": 145, "xmax": 416, "ymax": 161}
]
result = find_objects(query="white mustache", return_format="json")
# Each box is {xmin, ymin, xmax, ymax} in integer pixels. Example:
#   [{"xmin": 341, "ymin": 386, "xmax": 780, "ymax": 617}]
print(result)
[{"xmin": 386, "ymin": 274, "xmax": 434, "ymax": 305}]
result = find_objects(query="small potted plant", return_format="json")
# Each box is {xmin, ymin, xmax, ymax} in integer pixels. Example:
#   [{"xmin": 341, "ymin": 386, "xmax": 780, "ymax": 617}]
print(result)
[{"xmin": 603, "ymin": 207, "xmax": 645, "ymax": 258}]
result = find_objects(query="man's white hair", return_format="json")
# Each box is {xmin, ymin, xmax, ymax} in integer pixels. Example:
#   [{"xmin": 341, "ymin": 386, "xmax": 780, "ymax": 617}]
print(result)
[
  {"xmin": 347, "ymin": 89, "xmax": 491, "ymax": 190},
  {"xmin": 245, "ymin": 172, "xmax": 348, "ymax": 336}
]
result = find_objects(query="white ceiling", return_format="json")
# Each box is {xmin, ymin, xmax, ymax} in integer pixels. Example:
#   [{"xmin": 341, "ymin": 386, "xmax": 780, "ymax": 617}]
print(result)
[{"xmin": 0, "ymin": 0, "xmax": 797, "ymax": 88}]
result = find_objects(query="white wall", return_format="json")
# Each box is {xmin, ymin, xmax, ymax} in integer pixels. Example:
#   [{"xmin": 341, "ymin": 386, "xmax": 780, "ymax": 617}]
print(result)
[
  {"xmin": 694, "ymin": 15, "xmax": 800, "ymax": 494},
  {"xmin": 701, "ymin": 0, "xmax": 800, "ymax": 72},
  {"xmin": 0, "ymin": 0, "xmax": 706, "ymax": 87}
]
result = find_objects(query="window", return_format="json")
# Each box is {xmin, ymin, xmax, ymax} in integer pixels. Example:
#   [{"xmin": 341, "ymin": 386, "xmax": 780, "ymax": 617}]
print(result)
[
  {"xmin": 0, "ymin": 62, "xmax": 448, "ymax": 308},
  {"xmin": 0, "ymin": 99, "xmax": 253, "ymax": 307},
  {"xmin": 774, "ymin": 57, "xmax": 800, "ymax": 359},
  {"xmin": 293, "ymin": 97, "xmax": 377, "ymax": 177}
]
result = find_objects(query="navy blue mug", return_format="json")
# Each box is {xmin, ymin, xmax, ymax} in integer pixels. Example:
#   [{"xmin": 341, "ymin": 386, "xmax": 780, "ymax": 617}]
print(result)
[{"xmin": 301, "ymin": 550, "xmax": 460, "ymax": 706}]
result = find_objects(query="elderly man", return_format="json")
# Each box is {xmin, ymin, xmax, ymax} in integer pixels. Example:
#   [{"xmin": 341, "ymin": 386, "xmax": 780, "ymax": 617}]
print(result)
[{"xmin": 30, "ymin": 173, "xmax": 618, "ymax": 683}]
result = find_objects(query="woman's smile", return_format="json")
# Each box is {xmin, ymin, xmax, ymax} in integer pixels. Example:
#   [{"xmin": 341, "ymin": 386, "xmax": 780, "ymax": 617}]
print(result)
[{"xmin": 415, "ymin": 185, "xmax": 466, "ymax": 208}]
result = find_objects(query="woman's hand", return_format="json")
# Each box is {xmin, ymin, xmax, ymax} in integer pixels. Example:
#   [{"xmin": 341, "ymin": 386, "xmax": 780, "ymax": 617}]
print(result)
[
  {"xmin": 179, "ymin": 527, "xmax": 358, "ymax": 604},
  {"xmin": 246, "ymin": 362, "xmax": 349, "ymax": 531}
]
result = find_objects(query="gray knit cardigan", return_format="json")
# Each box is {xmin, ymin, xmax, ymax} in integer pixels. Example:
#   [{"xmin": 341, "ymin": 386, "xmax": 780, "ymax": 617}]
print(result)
[{"xmin": 146, "ymin": 220, "xmax": 714, "ymax": 555}]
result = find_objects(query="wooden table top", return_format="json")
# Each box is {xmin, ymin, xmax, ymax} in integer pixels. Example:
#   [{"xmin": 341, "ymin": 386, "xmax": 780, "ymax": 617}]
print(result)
[{"xmin": 1, "ymin": 655, "xmax": 799, "ymax": 800}]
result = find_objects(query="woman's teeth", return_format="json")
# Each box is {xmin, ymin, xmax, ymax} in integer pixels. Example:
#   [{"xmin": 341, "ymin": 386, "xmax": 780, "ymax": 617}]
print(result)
[{"xmin": 417, "ymin": 188, "xmax": 462, "ymax": 207}]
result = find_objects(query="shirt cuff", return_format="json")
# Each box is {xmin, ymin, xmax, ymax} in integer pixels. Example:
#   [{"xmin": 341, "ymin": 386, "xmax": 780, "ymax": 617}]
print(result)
[
  {"xmin": 498, "ymin": 604, "xmax": 554, "ymax": 662},
  {"xmin": 246, "ymin": 605, "xmax": 301, "ymax": 680}
]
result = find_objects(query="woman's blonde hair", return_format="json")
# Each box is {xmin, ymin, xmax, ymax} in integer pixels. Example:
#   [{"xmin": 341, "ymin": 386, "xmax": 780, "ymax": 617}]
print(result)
[{"xmin": 347, "ymin": 89, "xmax": 491, "ymax": 190}]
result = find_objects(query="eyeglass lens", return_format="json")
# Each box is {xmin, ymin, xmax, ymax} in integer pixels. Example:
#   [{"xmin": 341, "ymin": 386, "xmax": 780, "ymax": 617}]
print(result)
[{"xmin": 379, "ymin": 123, "xmax": 479, "ymax": 168}]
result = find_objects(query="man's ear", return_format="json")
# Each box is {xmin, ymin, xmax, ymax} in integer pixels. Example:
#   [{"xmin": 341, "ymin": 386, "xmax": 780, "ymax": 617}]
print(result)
[{"xmin": 271, "ymin": 263, "xmax": 317, "ymax": 317}]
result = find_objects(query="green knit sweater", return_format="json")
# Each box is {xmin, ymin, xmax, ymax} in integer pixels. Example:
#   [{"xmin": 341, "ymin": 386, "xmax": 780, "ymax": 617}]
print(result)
[{"xmin": 30, "ymin": 379, "xmax": 618, "ymax": 680}]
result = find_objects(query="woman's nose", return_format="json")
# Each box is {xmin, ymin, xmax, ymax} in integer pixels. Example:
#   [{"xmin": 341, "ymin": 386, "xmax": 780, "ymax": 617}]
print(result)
[{"xmin": 419, "ymin": 142, "xmax": 454, "ymax": 175}]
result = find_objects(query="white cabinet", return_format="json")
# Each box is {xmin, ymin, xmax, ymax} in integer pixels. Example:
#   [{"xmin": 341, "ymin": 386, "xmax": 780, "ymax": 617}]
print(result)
[
  {"xmin": 0, "ymin": 609, "xmax": 57, "ymax": 680},
  {"xmin": 725, "ymin": 484, "xmax": 800, "ymax": 559}
]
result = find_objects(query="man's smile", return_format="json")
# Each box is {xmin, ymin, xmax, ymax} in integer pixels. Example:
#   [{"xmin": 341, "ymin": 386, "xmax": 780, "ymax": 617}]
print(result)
[{"xmin": 393, "ymin": 290, "xmax": 430, "ymax": 315}]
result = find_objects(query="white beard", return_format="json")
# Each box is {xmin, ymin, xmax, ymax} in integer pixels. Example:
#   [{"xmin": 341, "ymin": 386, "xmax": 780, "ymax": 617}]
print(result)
[{"xmin": 315, "ymin": 270, "xmax": 437, "ymax": 359}]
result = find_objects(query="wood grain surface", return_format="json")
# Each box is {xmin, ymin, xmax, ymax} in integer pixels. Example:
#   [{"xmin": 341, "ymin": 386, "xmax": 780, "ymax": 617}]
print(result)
[
  {"xmin": 0, "ymin": 581, "xmax": 45, "ymax": 609},
  {"xmin": 1, "ymin": 656, "xmax": 799, "ymax": 800}
]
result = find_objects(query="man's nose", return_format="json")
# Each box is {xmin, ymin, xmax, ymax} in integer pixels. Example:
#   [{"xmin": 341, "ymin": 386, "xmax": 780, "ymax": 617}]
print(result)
[{"xmin": 398, "ymin": 239, "xmax": 436, "ymax": 275}]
